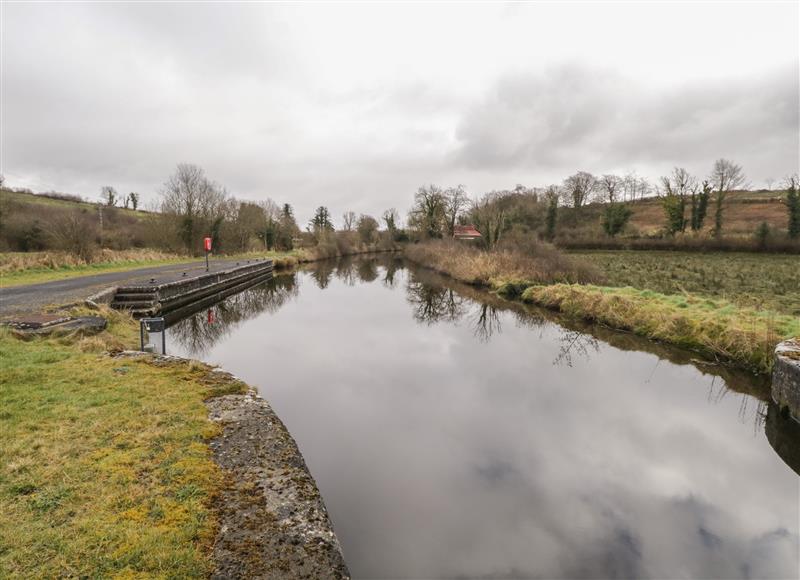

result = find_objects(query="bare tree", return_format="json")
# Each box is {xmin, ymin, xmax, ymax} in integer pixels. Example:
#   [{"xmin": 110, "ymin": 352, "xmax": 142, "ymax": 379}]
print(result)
[
  {"xmin": 382, "ymin": 208, "xmax": 399, "ymax": 230},
  {"xmin": 160, "ymin": 163, "xmax": 229, "ymax": 253},
  {"xmin": 100, "ymin": 186, "xmax": 117, "ymax": 207},
  {"xmin": 623, "ymin": 172, "xmax": 653, "ymax": 201},
  {"xmin": 356, "ymin": 214, "xmax": 379, "ymax": 244},
  {"xmin": 409, "ymin": 184, "xmax": 446, "ymax": 238},
  {"xmin": 471, "ymin": 192, "xmax": 507, "ymax": 249},
  {"xmin": 599, "ymin": 174, "xmax": 622, "ymax": 203},
  {"xmin": 562, "ymin": 171, "xmax": 596, "ymax": 208},
  {"xmin": 710, "ymin": 159, "xmax": 746, "ymax": 238},
  {"xmin": 342, "ymin": 211, "xmax": 356, "ymax": 231},
  {"xmin": 765, "ymin": 177, "xmax": 776, "ymax": 191},
  {"xmin": 443, "ymin": 184, "xmax": 469, "ymax": 236}
]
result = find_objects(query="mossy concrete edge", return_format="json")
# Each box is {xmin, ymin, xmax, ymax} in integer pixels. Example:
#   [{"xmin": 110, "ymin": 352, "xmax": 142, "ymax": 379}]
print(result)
[
  {"xmin": 772, "ymin": 339, "xmax": 800, "ymax": 420},
  {"xmin": 115, "ymin": 352, "xmax": 350, "ymax": 579}
]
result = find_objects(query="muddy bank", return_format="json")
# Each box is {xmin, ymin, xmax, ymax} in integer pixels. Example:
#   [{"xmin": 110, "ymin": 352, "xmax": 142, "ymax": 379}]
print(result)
[{"xmin": 207, "ymin": 385, "xmax": 349, "ymax": 579}]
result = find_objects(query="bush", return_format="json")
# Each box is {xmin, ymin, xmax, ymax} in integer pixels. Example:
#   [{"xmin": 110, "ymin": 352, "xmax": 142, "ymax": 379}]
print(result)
[
  {"xmin": 601, "ymin": 203, "xmax": 633, "ymax": 237},
  {"xmin": 404, "ymin": 238, "xmax": 603, "ymax": 287},
  {"xmin": 48, "ymin": 211, "xmax": 98, "ymax": 262}
]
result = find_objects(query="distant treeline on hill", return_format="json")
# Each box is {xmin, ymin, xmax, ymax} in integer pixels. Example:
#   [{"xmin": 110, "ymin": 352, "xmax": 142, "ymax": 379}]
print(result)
[
  {"xmin": 404, "ymin": 160, "xmax": 799, "ymax": 253},
  {"xmin": 1, "ymin": 159, "xmax": 798, "ymax": 259},
  {"xmin": 0, "ymin": 164, "xmax": 402, "ymax": 261}
]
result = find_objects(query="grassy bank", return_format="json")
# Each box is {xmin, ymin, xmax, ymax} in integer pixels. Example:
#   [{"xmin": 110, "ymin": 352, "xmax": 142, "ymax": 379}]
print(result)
[
  {"xmin": 0, "ymin": 250, "xmax": 189, "ymax": 287},
  {"xmin": 521, "ymin": 285, "xmax": 799, "ymax": 373},
  {"xmin": 404, "ymin": 241, "xmax": 797, "ymax": 373},
  {"xmin": 403, "ymin": 240, "xmax": 602, "ymax": 286},
  {"xmin": 0, "ymin": 310, "xmax": 247, "ymax": 577}
]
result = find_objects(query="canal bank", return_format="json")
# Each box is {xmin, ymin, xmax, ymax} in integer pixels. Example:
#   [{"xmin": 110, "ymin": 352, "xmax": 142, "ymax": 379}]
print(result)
[
  {"xmin": 402, "ymin": 243, "xmax": 800, "ymax": 374},
  {"xmin": 0, "ymin": 304, "xmax": 350, "ymax": 578}
]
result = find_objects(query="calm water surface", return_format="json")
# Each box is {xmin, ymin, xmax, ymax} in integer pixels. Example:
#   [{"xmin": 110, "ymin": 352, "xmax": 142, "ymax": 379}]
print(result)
[{"xmin": 168, "ymin": 257, "xmax": 799, "ymax": 579}]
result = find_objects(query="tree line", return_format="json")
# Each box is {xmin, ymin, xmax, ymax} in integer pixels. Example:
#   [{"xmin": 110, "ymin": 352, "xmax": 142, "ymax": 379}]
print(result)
[
  {"xmin": 156, "ymin": 164, "xmax": 402, "ymax": 255},
  {"xmin": 406, "ymin": 159, "xmax": 800, "ymax": 248}
]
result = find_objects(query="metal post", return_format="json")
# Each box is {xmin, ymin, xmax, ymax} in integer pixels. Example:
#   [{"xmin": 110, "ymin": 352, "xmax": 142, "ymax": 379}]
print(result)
[{"xmin": 205, "ymin": 250, "xmax": 209, "ymax": 272}]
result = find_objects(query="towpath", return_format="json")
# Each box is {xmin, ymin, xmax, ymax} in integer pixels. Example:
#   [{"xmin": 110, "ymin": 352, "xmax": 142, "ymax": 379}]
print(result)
[{"xmin": 0, "ymin": 259, "xmax": 261, "ymax": 318}]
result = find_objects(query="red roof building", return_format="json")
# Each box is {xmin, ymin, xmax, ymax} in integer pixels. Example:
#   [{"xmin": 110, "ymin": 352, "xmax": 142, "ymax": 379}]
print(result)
[{"xmin": 453, "ymin": 224, "xmax": 482, "ymax": 240}]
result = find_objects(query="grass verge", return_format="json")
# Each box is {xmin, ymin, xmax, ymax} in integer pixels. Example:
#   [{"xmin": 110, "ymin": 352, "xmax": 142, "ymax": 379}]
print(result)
[
  {"xmin": 0, "ymin": 250, "xmax": 190, "ymax": 288},
  {"xmin": 0, "ymin": 309, "xmax": 247, "ymax": 577},
  {"xmin": 520, "ymin": 285, "xmax": 799, "ymax": 374},
  {"xmin": 404, "ymin": 241, "xmax": 797, "ymax": 373}
]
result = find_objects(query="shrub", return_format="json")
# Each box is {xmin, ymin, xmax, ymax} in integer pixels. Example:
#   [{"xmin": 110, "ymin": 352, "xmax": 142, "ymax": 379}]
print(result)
[
  {"xmin": 755, "ymin": 222, "xmax": 771, "ymax": 249},
  {"xmin": 48, "ymin": 211, "xmax": 98, "ymax": 262},
  {"xmin": 601, "ymin": 203, "xmax": 633, "ymax": 237},
  {"xmin": 403, "ymin": 238, "xmax": 603, "ymax": 287}
]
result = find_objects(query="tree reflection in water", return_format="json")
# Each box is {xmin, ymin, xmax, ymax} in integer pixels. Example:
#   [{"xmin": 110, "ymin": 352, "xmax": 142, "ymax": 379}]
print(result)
[
  {"xmin": 167, "ymin": 255, "xmax": 780, "ymax": 437},
  {"xmin": 405, "ymin": 280, "xmax": 468, "ymax": 325},
  {"xmin": 382, "ymin": 257, "xmax": 402, "ymax": 289},
  {"xmin": 168, "ymin": 274, "xmax": 299, "ymax": 356}
]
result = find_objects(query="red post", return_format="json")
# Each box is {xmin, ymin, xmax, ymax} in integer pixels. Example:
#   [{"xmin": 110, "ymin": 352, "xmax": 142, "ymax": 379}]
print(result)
[{"xmin": 204, "ymin": 237, "xmax": 212, "ymax": 271}]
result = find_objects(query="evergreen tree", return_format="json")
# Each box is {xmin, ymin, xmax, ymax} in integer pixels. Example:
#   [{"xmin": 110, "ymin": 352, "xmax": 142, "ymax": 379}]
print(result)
[
  {"xmin": 786, "ymin": 176, "xmax": 800, "ymax": 239},
  {"xmin": 309, "ymin": 206, "xmax": 334, "ymax": 238},
  {"xmin": 545, "ymin": 195, "xmax": 558, "ymax": 240},
  {"xmin": 601, "ymin": 203, "xmax": 632, "ymax": 237},
  {"xmin": 691, "ymin": 181, "xmax": 711, "ymax": 231}
]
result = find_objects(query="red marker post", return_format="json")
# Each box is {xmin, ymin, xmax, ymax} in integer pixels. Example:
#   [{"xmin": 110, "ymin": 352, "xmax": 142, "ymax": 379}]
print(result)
[{"xmin": 204, "ymin": 236, "xmax": 212, "ymax": 271}]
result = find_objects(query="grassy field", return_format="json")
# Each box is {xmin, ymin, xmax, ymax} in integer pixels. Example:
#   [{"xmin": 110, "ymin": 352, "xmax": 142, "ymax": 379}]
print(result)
[
  {"xmin": 0, "ymin": 189, "xmax": 149, "ymax": 219},
  {"xmin": 0, "ymin": 309, "xmax": 247, "ymax": 577},
  {"xmin": 569, "ymin": 251, "xmax": 800, "ymax": 315}
]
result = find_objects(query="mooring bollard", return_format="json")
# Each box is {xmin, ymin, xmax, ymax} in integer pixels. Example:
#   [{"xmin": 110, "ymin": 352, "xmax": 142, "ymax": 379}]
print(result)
[{"xmin": 140, "ymin": 317, "xmax": 166, "ymax": 355}]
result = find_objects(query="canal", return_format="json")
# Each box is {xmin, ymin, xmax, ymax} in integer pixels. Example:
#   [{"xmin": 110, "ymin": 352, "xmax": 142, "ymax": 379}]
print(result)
[{"xmin": 167, "ymin": 255, "xmax": 799, "ymax": 579}]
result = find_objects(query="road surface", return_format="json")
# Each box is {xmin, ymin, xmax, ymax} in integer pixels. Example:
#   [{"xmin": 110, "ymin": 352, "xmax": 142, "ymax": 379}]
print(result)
[{"xmin": 0, "ymin": 259, "xmax": 264, "ymax": 318}]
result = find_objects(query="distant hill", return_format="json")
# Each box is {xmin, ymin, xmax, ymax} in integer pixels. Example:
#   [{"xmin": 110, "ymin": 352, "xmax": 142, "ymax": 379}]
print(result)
[
  {"xmin": 0, "ymin": 188, "xmax": 150, "ymax": 218},
  {"xmin": 0, "ymin": 188, "xmax": 155, "ymax": 252},
  {"xmin": 558, "ymin": 190, "xmax": 789, "ymax": 238}
]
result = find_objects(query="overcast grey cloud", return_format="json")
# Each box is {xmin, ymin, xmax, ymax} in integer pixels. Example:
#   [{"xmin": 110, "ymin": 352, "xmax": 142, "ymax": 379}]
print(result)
[{"xmin": 2, "ymin": 2, "xmax": 798, "ymax": 224}]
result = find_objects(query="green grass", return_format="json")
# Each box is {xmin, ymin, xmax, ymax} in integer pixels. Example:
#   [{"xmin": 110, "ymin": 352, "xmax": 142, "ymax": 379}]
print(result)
[
  {"xmin": 1, "ymin": 189, "xmax": 147, "ymax": 219},
  {"xmin": 569, "ymin": 250, "xmax": 800, "ymax": 315},
  {"xmin": 0, "ymin": 257, "xmax": 194, "ymax": 288},
  {"xmin": 521, "ymin": 284, "xmax": 799, "ymax": 374},
  {"xmin": 0, "ymin": 313, "xmax": 247, "ymax": 577},
  {"xmin": 0, "ymin": 250, "xmax": 307, "ymax": 288},
  {"xmin": 405, "ymin": 243, "xmax": 798, "ymax": 372}
]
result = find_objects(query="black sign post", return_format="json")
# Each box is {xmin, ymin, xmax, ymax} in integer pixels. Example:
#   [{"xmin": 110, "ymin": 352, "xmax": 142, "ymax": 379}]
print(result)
[{"xmin": 140, "ymin": 317, "xmax": 166, "ymax": 355}]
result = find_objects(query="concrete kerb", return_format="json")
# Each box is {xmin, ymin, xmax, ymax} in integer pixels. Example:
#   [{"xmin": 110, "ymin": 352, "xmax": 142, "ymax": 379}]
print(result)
[{"xmin": 772, "ymin": 339, "xmax": 800, "ymax": 420}]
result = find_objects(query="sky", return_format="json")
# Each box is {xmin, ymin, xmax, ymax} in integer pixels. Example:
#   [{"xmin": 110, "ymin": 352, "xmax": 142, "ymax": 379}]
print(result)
[{"xmin": 2, "ymin": 1, "xmax": 798, "ymax": 225}]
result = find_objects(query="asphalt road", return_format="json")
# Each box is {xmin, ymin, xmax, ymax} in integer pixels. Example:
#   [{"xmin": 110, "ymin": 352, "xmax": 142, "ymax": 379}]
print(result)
[{"xmin": 0, "ymin": 259, "xmax": 257, "ymax": 317}]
